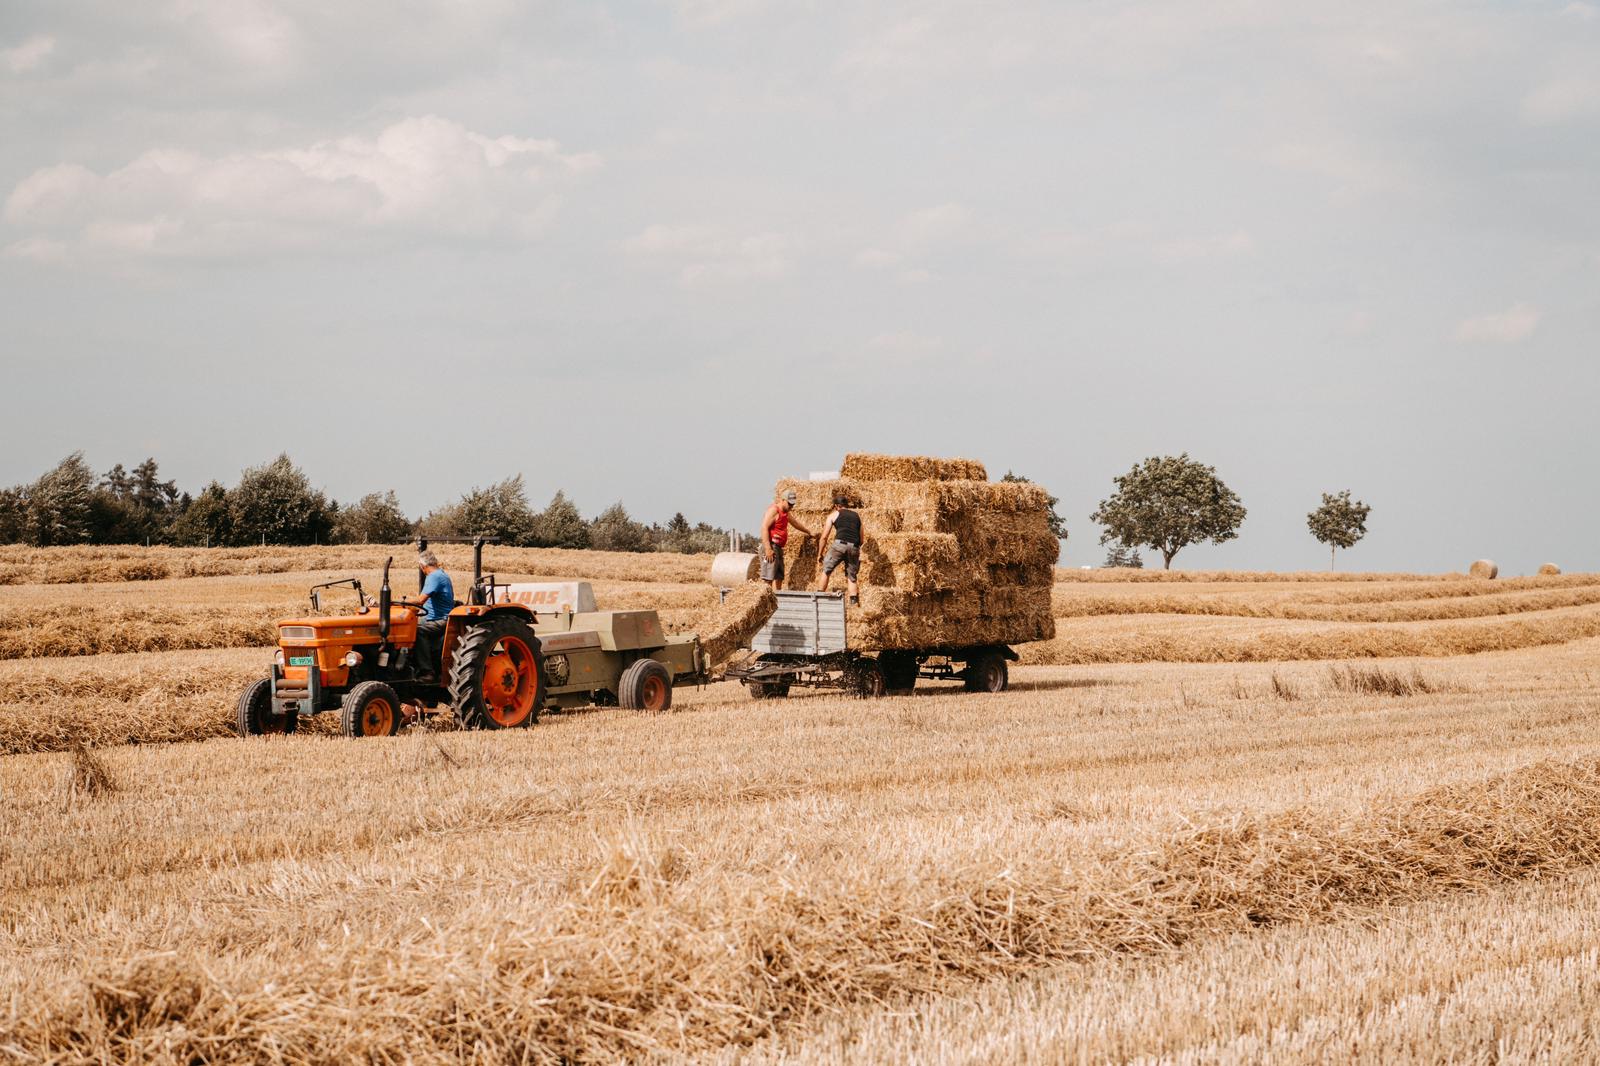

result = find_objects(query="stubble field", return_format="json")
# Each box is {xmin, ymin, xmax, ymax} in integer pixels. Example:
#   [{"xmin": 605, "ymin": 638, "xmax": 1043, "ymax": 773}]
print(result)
[{"xmin": 3, "ymin": 545, "xmax": 1600, "ymax": 1062}]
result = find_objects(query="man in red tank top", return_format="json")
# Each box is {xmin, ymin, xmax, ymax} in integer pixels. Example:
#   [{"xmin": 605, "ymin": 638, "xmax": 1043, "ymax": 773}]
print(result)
[{"xmin": 760, "ymin": 489, "xmax": 817, "ymax": 590}]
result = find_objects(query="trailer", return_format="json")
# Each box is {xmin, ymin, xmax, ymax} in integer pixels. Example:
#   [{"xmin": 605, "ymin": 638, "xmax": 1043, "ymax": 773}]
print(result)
[{"xmin": 724, "ymin": 590, "xmax": 1016, "ymax": 699}]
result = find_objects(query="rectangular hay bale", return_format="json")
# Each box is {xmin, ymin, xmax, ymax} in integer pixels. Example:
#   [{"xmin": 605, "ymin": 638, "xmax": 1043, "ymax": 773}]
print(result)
[{"xmin": 841, "ymin": 454, "xmax": 989, "ymax": 482}]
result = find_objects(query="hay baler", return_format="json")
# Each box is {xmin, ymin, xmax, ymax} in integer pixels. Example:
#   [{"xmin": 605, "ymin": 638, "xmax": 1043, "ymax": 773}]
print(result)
[{"xmin": 236, "ymin": 537, "xmax": 707, "ymax": 739}]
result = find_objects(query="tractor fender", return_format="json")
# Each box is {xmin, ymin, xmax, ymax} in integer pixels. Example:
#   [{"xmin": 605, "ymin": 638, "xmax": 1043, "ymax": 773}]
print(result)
[{"xmin": 441, "ymin": 604, "xmax": 540, "ymax": 678}]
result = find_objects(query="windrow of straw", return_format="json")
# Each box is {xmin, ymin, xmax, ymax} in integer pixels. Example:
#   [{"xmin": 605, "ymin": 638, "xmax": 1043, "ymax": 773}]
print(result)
[
  {"xmin": 0, "ymin": 544, "xmax": 720, "ymax": 587},
  {"xmin": 773, "ymin": 459, "xmax": 1059, "ymax": 651},
  {"xmin": 12, "ymin": 756, "xmax": 1600, "ymax": 1062},
  {"xmin": 1051, "ymin": 582, "xmax": 1600, "ymax": 624},
  {"xmin": 1022, "ymin": 605, "xmax": 1600, "ymax": 664},
  {"xmin": 0, "ymin": 649, "xmax": 340, "ymax": 753}
]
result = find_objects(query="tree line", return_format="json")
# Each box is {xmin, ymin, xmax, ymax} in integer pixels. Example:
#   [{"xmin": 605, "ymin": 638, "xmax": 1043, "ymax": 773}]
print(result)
[
  {"xmin": 0, "ymin": 453, "xmax": 754, "ymax": 555},
  {"xmin": 0, "ymin": 450, "xmax": 1371, "ymax": 569}
]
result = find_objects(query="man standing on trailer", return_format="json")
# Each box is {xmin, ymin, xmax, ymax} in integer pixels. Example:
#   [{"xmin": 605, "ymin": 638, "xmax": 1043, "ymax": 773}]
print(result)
[
  {"xmin": 399, "ymin": 550, "xmax": 454, "ymax": 680},
  {"xmin": 760, "ymin": 489, "xmax": 816, "ymax": 591},
  {"xmin": 816, "ymin": 494, "xmax": 864, "ymax": 606}
]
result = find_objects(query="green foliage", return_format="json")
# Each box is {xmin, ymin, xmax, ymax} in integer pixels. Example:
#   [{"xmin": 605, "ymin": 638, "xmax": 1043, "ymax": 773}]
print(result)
[
  {"xmin": 421, "ymin": 475, "xmax": 537, "ymax": 545},
  {"xmin": 1307, "ymin": 490, "xmax": 1371, "ymax": 569},
  {"xmin": 1091, "ymin": 454, "xmax": 1246, "ymax": 569},
  {"xmin": 91, "ymin": 457, "xmax": 178, "ymax": 543},
  {"xmin": 26, "ymin": 453, "xmax": 96, "ymax": 546},
  {"xmin": 332, "ymin": 491, "xmax": 413, "ymax": 544},
  {"xmin": 1102, "ymin": 543, "xmax": 1144, "ymax": 568},
  {"xmin": 226, "ymin": 454, "xmax": 334, "ymax": 546},
  {"xmin": 589, "ymin": 501, "xmax": 651, "ymax": 553},
  {"xmin": 168, "ymin": 482, "xmax": 230, "ymax": 546},
  {"xmin": 529, "ymin": 491, "xmax": 590, "ymax": 549},
  {"xmin": 1000, "ymin": 471, "xmax": 1068, "ymax": 539},
  {"xmin": 0, "ymin": 486, "xmax": 25, "ymax": 543}
]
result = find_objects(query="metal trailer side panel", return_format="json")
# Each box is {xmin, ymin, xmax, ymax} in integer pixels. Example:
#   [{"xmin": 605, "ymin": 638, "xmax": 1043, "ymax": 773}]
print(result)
[{"xmin": 751, "ymin": 592, "xmax": 847, "ymax": 656}]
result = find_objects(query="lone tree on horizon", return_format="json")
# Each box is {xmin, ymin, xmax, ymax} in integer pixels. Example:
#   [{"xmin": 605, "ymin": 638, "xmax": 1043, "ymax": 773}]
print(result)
[
  {"xmin": 1091, "ymin": 454, "xmax": 1246, "ymax": 570},
  {"xmin": 1307, "ymin": 490, "xmax": 1370, "ymax": 570}
]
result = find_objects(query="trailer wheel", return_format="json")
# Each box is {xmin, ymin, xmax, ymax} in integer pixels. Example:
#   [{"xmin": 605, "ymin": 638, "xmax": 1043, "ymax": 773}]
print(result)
[
  {"xmin": 619, "ymin": 658, "xmax": 673, "ymax": 712},
  {"xmin": 449, "ymin": 615, "xmax": 544, "ymax": 729},
  {"xmin": 964, "ymin": 651, "xmax": 1009, "ymax": 693},
  {"xmin": 747, "ymin": 680, "xmax": 790, "ymax": 700},
  {"xmin": 848, "ymin": 659, "xmax": 887, "ymax": 699},
  {"xmin": 342, "ymin": 681, "xmax": 401, "ymax": 737},
  {"xmin": 878, "ymin": 651, "xmax": 918, "ymax": 695},
  {"xmin": 236, "ymin": 677, "xmax": 290, "ymax": 736}
]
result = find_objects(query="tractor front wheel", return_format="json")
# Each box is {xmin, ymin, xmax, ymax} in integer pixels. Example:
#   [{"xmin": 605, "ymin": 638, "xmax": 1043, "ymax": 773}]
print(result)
[
  {"xmin": 619, "ymin": 658, "xmax": 673, "ymax": 712},
  {"xmin": 449, "ymin": 615, "xmax": 544, "ymax": 730},
  {"xmin": 236, "ymin": 677, "xmax": 292, "ymax": 737},
  {"xmin": 342, "ymin": 681, "xmax": 402, "ymax": 738}
]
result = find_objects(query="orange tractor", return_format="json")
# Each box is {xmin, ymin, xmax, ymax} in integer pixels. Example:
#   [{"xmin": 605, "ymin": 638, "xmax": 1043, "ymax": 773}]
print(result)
[{"xmin": 236, "ymin": 536, "xmax": 544, "ymax": 737}]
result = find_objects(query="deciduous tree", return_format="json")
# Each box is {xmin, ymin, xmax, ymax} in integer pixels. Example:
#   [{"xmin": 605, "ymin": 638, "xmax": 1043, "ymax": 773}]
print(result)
[
  {"xmin": 1307, "ymin": 490, "xmax": 1371, "ymax": 570},
  {"xmin": 1091, "ymin": 454, "xmax": 1246, "ymax": 569},
  {"xmin": 332, "ymin": 491, "xmax": 413, "ymax": 544}
]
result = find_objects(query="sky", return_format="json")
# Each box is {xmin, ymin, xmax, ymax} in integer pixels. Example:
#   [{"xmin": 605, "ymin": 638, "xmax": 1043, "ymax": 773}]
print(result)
[{"xmin": 2, "ymin": 0, "xmax": 1597, "ymax": 573}]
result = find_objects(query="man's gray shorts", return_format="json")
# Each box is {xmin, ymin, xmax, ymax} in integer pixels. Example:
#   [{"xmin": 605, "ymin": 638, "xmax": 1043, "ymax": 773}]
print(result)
[
  {"xmin": 822, "ymin": 541, "xmax": 860, "ymax": 581},
  {"xmin": 760, "ymin": 544, "xmax": 785, "ymax": 582}
]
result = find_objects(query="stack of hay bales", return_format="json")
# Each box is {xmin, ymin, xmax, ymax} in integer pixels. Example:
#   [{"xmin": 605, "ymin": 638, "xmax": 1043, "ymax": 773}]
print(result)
[
  {"xmin": 1538, "ymin": 563, "xmax": 1562, "ymax": 576},
  {"xmin": 774, "ymin": 454, "xmax": 1058, "ymax": 650}
]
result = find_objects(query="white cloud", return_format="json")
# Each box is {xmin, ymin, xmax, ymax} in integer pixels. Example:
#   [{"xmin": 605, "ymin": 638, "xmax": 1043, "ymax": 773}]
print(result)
[
  {"xmin": 2, "ymin": 116, "xmax": 597, "ymax": 260},
  {"xmin": 898, "ymin": 202, "xmax": 970, "ymax": 248},
  {"xmin": 1522, "ymin": 74, "xmax": 1600, "ymax": 124},
  {"xmin": 624, "ymin": 223, "xmax": 797, "ymax": 286},
  {"xmin": 853, "ymin": 246, "xmax": 900, "ymax": 269},
  {"xmin": 172, "ymin": 0, "xmax": 301, "ymax": 69},
  {"xmin": 2, "ymin": 35, "xmax": 55, "ymax": 74},
  {"xmin": 1454, "ymin": 302, "xmax": 1541, "ymax": 343}
]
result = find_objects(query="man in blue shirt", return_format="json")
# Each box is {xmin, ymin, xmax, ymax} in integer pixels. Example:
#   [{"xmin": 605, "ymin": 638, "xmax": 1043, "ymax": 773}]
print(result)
[{"xmin": 401, "ymin": 550, "xmax": 454, "ymax": 679}]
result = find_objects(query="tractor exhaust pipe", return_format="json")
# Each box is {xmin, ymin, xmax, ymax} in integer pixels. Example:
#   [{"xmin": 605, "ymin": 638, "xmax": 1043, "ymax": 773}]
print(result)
[{"xmin": 379, "ymin": 556, "xmax": 393, "ymax": 644}]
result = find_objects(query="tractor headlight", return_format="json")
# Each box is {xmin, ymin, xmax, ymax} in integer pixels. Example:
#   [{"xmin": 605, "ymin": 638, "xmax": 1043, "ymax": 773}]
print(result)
[
  {"xmin": 274, "ymin": 649, "xmax": 285, "ymax": 666},
  {"xmin": 343, "ymin": 651, "xmax": 362, "ymax": 668}
]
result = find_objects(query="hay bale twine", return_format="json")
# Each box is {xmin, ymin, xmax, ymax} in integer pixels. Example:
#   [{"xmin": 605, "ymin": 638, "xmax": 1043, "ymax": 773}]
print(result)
[
  {"xmin": 1469, "ymin": 559, "xmax": 1499, "ymax": 580},
  {"xmin": 1538, "ymin": 562, "xmax": 1562, "ymax": 576}
]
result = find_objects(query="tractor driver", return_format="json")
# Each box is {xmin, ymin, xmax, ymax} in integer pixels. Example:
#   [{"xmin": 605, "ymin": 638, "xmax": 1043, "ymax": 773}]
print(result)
[{"xmin": 399, "ymin": 550, "xmax": 453, "ymax": 680}]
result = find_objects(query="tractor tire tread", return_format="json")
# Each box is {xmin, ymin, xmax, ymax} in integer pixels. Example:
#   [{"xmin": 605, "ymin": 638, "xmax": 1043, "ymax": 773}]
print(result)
[{"xmin": 448, "ymin": 615, "xmax": 544, "ymax": 730}]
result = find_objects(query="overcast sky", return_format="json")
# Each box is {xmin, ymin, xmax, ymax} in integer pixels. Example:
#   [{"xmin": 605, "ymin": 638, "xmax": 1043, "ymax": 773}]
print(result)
[{"xmin": 2, "ymin": 1, "xmax": 1597, "ymax": 572}]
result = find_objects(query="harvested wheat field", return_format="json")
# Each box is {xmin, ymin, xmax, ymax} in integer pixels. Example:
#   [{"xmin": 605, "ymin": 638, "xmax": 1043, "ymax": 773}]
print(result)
[{"xmin": 5, "ymin": 546, "xmax": 1600, "ymax": 1061}]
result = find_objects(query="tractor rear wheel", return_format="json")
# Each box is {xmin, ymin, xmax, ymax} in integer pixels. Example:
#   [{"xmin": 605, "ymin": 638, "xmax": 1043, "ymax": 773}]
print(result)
[
  {"xmin": 963, "ymin": 651, "xmax": 1009, "ymax": 693},
  {"xmin": 341, "ymin": 681, "xmax": 401, "ymax": 737},
  {"xmin": 449, "ymin": 615, "xmax": 544, "ymax": 729},
  {"xmin": 236, "ymin": 677, "xmax": 291, "ymax": 737},
  {"xmin": 619, "ymin": 658, "xmax": 673, "ymax": 712}
]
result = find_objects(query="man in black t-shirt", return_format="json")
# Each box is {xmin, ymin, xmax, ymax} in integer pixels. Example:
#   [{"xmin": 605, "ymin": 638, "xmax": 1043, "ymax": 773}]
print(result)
[{"xmin": 816, "ymin": 494, "xmax": 864, "ymax": 605}]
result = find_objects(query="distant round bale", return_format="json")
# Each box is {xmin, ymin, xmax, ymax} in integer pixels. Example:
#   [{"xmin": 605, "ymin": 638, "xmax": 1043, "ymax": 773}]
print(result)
[
  {"xmin": 1469, "ymin": 559, "xmax": 1499, "ymax": 579},
  {"xmin": 1538, "ymin": 562, "xmax": 1562, "ymax": 576}
]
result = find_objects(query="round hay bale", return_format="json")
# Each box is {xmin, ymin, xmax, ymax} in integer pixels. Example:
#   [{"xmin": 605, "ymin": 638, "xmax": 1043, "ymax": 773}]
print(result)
[
  {"xmin": 1538, "ymin": 562, "xmax": 1562, "ymax": 576},
  {"xmin": 709, "ymin": 552, "xmax": 760, "ymax": 586},
  {"xmin": 1469, "ymin": 559, "xmax": 1499, "ymax": 580}
]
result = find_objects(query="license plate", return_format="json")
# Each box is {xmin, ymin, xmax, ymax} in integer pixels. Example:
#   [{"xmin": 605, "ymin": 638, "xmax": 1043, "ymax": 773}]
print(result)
[{"xmin": 289, "ymin": 655, "xmax": 314, "ymax": 666}]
